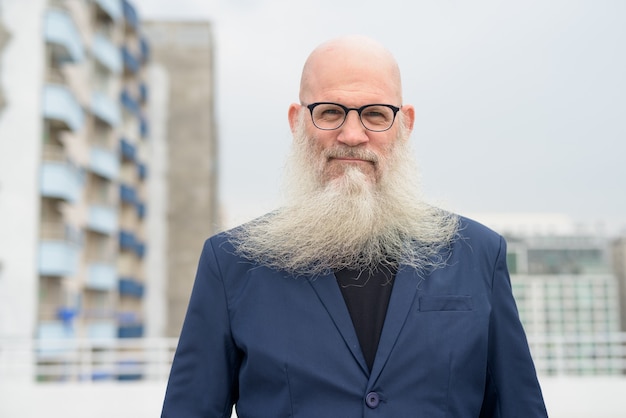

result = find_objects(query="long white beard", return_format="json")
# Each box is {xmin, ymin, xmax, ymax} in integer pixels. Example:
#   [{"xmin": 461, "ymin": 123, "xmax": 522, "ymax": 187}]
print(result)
[{"xmin": 229, "ymin": 113, "xmax": 458, "ymax": 276}]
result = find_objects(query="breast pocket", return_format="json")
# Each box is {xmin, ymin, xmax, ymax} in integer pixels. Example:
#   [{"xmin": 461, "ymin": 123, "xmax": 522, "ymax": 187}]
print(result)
[{"xmin": 418, "ymin": 295, "xmax": 473, "ymax": 312}]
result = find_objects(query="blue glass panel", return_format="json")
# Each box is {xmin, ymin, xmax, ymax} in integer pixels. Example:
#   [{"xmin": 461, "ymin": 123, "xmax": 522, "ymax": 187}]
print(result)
[
  {"xmin": 119, "ymin": 137, "xmax": 136, "ymax": 161},
  {"xmin": 117, "ymin": 324, "xmax": 144, "ymax": 338},
  {"xmin": 120, "ymin": 89, "xmax": 139, "ymax": 116},
  {"xmin": 119, "ymin": 229, "xmax": 136, "ymax": 250},
  {"xmin": 137, "ymin": 162, "xmax": 147, "ymax": 180},
  {"xmin": 119, "ymin": 184, "xmax": 137, "ymax": 205},
  {"xmin": 121, "ymin": 46, "xmax": 139, "ymax": 74},
  {"xmin": 140, "ymin": 37, "xmax": 150, "ymax": 63},
  {"xmin": 122, "ymin": 0, "xmax": 139, "ymax": 31},
  {"xmin": 136, "ymin": 202, "xmax": 146, "ymax": 219},
  {"xmin": 139, "ymin": 115, "xmax": 149, "ymax": 138}
]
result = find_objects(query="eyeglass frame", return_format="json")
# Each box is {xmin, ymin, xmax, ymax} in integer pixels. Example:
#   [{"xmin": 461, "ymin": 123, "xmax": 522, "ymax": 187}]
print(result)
[{"xmin": 305, "ymin": 102, "xmax": 401, "ymax": 132}]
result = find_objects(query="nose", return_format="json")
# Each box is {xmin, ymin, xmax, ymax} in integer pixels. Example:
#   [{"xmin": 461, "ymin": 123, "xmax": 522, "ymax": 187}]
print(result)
[{"xmin": 336, "ymin": 110, "xmax": 369, "ymax": 147}]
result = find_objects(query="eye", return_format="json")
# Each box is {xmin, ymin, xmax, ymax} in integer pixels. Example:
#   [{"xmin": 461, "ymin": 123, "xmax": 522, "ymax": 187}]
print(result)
[
  {"xmin": 314, "ymin": 104, "xmax": 345, "ymax": 120},
  {"xmin": 362, "ymin": 106, "xmax": 391, "ymax": 122},
  {"xmin": 321, "ymin": 108, "xmax": 342, "ymax": 116}
]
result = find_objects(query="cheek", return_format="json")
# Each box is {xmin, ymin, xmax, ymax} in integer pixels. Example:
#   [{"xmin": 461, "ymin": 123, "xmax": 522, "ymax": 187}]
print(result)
[
  {"xmin": 312, "ymin": 131, "xmax": 336, "ymax": 152},
  {"xmin": 370, "ymin": 134, "xmax": 396, "ymax": 159}
]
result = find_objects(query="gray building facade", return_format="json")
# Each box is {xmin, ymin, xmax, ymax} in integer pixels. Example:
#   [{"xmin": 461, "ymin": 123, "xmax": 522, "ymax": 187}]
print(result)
[{"xmin": 142, "ymin": 21, "xmax": 220, "ymax": 337}]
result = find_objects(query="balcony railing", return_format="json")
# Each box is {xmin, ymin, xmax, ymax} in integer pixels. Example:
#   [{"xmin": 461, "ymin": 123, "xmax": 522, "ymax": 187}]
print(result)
[
  {"xmin": 0, "ymin": 338, "xmax": 177, "ymax": 383},
  {"xmin": 527, "ymin": 333, "xmax": 626, "ymax": 376},
  {"xmin": 0, "ymin": 333, "xmax": 625, "ymax": 385}
]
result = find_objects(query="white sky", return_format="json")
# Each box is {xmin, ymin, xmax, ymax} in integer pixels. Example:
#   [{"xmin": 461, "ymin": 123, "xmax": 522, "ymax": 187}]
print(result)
[{"xmin": 133, "ymin": 0, "xmax": 626, "ymax": 233}]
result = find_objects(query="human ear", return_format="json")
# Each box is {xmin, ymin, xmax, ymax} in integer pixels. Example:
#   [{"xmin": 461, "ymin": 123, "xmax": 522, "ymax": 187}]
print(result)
[
  {"xmin": 401, "ymin": 105, "xmax": 415, "ymax": 132},
  {"xmin": 288, "ymin": 103, "xmax": 302, "ymax": 133}
]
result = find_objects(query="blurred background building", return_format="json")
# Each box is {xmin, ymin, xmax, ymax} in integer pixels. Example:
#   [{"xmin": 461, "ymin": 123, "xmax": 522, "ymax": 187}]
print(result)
[
  {"xmin": 141, "ymin": 20, "xmax": 220, "ymax": 338},
  {"xmin": 471, "ymin": 213, "xmax": 625, "ymax": 375},
  {"xmin": 0, "ymin": 0, "xmax": 219, "ymax": 384},
  {"xmin": 0, "ymin": 0, "xmax": 152, "ymax": 379}
]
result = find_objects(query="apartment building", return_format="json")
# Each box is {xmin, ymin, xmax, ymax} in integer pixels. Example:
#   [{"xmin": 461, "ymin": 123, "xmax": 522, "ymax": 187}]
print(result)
[
  {"xmin": 507, "ymin": 233, "xmax": 623, "ymax": 375},
  {"xmin": 0, "ymin": 0, "xmax": 152, "ymax": 381}
]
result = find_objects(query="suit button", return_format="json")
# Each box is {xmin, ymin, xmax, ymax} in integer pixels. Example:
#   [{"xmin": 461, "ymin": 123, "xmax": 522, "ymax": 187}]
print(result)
[{"xmin": 365, "ymin": 392, "xmax": 380, "ymax": 408}]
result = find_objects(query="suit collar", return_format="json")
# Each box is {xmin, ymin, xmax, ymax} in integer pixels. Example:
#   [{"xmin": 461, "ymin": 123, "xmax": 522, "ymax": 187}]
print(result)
[
  {"xmin": 307, "ymin": 272, "xmax": 370, "ymax": 375},
  {"xmin": 307, "ymin": 266, "xmax": 422, "ymax": 380},
  {"xmin": 369, "ymin": 266, "xmax": 422, "ymax": 380}
]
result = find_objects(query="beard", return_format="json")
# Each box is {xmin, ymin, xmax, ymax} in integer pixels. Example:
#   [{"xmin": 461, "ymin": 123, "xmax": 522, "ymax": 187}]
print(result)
[{"xmin": 229, "ymin": 111, "xmax": 458, "ymax": 277}]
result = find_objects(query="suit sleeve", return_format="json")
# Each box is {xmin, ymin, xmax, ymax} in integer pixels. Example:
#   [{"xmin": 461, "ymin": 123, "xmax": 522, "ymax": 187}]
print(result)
[
  {"xmin": 479, "ymin": 237, "xmax": 548, "ymax": 418},
  {"xmin": 161, "ymin": 239, "xmax": 240, "ymax": 418}
]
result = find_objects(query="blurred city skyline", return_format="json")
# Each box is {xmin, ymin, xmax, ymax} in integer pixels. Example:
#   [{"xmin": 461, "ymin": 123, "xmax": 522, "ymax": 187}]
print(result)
[{"xmin": 133, "ymin": 0, "xmax": 626, "ymax": 233}]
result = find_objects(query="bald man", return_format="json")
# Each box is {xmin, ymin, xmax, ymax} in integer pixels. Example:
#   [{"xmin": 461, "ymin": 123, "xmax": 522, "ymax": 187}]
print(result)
[{"xmin": 161, "ymin": 36, "xmax": 547, "ymax": 418}]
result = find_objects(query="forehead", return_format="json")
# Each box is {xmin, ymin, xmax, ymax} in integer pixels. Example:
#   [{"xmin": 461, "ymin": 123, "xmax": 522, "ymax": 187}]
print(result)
[{"xmin": 300, "ymin": 42, "xmax": 402, "ymax": 105}]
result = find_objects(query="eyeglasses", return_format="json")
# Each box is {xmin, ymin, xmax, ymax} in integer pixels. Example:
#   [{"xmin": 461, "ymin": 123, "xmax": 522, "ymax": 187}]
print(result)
[{"xmin": 305, "ymin": 102, "xmax": 400, "ymax": 132}]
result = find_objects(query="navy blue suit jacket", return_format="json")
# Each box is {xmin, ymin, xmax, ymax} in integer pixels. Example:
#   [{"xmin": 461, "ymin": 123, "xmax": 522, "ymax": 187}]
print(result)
[{"xmin": 161, "ymin": 217, "xmax": 547, "ymax": 417}]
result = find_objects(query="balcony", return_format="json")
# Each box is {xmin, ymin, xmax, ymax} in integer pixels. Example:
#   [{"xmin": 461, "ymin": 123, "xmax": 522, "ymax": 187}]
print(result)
[
  {"xmin": 122, "ymin": 0, "xmax": 139, "ymax": 32},
  {"xmin": 92, "ymin": 33, "xmax": 122, "ymax": 74},
  {"xmin": 140, "ymin": 37, "xmax": 150, "ymax": 64},
  {"xmin": 136, "ymin": 202, "xmax": 146, "ymax": 219},
  {"xmin": 94, "ymin": 0, "xmax": 123, "ymax": 22},
  {"xmin": 43, "ymin": 84, "xmax": 84, "ymax": 132},
  {"xmin": 119, "ymin": 230, "xmax": 136, "ymax": 251},
  {"xmin": 40, "ymin": 162, "xmax": 82, "ymax": 203},
  {"xmin": 121, "ymin": 46, "xmax": 139, "ymax": 74},
  {"xmin": 38, "ymin": 241, "xmax": 79, "ymax": 277},
  {"xmin": 134, "ymin": 241, "xmax": 146, "ymax": 259},
  {"xmin": 137, "ymin": 162, "xmax": 147, "ymax": 180},
  {"xmin": 118, "ymin": 278, "xmax": 144, "ymax": 298},
  {"xmin": 138, "ymin": 82, "xmax": 148, "ymax": 103},
  {"xmin": 119, "ymin": 137, "xmax": 136, "ymax": 161},
  {"xmin": 86, "ymin": 321, "xmax": 117, "ymax": 340},
  {"xmin": 139, "ymin": 114, "xmax": 149, "ymax": 138},
  {"xmin": 91, "ymin": 91, "xmax": 120, "ymax": 127},
  {"xmin": 119, "ymin": 183, "xmax": 136, "ymax": 205},
  {"xmin": 86, "ymin": 263, "xmax": 117, "ymax": 291},
  {"xmin": 36, "ymin": 321, "xmax": 76, "ymax": 359},
  {"xmin": 87, "ymin": 205, "xmax": 117, "ymax": 235},
  {"xmin": 117, "ymin": 324, "xmax": 144, "ymax": 339},
  {"xmin": 89, "ymin": 146, "xmax": 119, "ymax": 180},
  {"xmin": 120, "ymin": 89, "xmax": 139, "ymax": 116},
  {"xmin": 44, "ymin": 9, "xmax": 84, "ymax": 63}
]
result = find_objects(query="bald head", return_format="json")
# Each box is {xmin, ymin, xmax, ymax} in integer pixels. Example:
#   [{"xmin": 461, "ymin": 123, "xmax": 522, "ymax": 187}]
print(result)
[{"xmin": 299, "ymin": 36, "xmax": 404, "ymax": 105}]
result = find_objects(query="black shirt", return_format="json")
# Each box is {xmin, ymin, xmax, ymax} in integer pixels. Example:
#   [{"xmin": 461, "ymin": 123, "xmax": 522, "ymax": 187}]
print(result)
[{"xmin": 334, "ymin": 264, "xmax": 397, "ymax": 371}]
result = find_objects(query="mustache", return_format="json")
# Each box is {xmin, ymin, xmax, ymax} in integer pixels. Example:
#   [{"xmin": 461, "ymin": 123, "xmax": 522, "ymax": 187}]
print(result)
[{"xmin": 322, "ymin": 146, "xmax": 380, "ymax": 164}]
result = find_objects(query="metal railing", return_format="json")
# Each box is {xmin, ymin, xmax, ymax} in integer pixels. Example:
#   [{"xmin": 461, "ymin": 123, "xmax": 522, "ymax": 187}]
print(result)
[
  {"xmin": 1, "ymin": 333, "xmax": 625, "ymax": 383},
  {"xmin": 0, "ymin": 338, "xmax": 178, "ymax": 383},
  {"xmin": 528, "ymin": 332, "xmax": 626, "ymax": 376}
]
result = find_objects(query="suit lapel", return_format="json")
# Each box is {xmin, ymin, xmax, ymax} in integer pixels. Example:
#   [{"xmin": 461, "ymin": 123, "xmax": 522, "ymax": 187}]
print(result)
[
  {"xmin": 307, "ymin": 273, "xmax": 369, "ymax": 375},
  {"xmin": 369, "ymin": 266, "xmax": 421, "ymax": 381}
]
